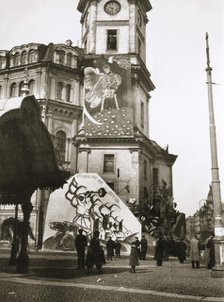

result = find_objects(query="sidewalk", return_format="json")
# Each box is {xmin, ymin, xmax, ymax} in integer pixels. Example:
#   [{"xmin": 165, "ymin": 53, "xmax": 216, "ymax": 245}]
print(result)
[{"xmin": 0, "ymin": 249, "xmax": 224, "ymax": 301}]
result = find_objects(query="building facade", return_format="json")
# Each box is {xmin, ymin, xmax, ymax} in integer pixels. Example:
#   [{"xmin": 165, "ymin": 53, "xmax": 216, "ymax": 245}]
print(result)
[{"xmin": 0, "ymin": 0, "xmax": 177, "ymax": 249}]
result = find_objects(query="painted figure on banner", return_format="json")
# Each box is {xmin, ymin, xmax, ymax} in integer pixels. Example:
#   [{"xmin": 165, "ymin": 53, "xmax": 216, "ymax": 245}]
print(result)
[
  {"xmin": 84, "ymin": 63, "xmax": 122, "ymax": 112},
  {"xmin": 65, "ymin": 177, "xmax": 131, "ymax": 241},
  {"xmin": 83, "ymin": 56, "xmax": 134, "ymax": 138}
]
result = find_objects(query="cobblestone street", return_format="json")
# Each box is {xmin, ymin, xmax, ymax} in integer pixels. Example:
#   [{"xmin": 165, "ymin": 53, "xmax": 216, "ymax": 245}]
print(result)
[{"xmin": 0, "ymin": 250, "xmax": 223, "ymax": 301}]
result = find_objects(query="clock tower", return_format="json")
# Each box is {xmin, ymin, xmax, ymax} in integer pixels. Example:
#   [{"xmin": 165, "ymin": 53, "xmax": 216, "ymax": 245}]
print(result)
[
  {"xmin": 77, "ymin": 0, "xmax": 154, "ymax": 137},
  {"xmin": 75, "ymin": 0, "xmax": 176, "ymax": 210},
  {"xmin": 78, "ymin": 0, "xmax": 151, "ymax": 64}
]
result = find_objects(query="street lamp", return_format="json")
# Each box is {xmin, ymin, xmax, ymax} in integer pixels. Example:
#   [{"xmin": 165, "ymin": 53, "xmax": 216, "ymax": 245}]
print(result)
[{"xmin": 205, "ymin": 33, "xmax": 224, "ymax": 276}]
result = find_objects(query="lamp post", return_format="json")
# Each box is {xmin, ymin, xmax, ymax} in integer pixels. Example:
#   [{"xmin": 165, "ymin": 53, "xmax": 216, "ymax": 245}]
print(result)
[{"xmin": 205, "ymin": 33, "xmax": 224, "ymax": 276}]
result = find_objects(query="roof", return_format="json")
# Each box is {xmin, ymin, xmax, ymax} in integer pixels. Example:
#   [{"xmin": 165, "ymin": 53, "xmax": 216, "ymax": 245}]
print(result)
[{"xmin": 0, "ymin": 96, "xmax": 68, "ymax": 204}]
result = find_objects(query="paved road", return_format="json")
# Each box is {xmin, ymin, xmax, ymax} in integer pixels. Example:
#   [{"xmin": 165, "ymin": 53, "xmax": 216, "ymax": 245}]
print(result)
[{"xmin": 0, "ymin": 250, "xmax": 223, "ymax": 302}]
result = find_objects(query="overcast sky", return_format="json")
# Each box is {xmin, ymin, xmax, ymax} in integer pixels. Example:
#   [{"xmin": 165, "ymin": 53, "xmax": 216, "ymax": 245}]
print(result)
[{"xmin": 1, "ymin": 0, "xmax": 224, "ymax": 216}]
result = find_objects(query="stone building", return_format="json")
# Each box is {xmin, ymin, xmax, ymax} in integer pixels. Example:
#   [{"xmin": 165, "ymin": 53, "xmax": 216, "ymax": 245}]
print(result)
[{"xmin": 0, "ymin": 0, "xmax": 177, "ymax": 249}]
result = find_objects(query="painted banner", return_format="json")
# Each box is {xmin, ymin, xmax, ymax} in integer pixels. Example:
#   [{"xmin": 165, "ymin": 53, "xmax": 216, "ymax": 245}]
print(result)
[
  {"xmin": 43, "ymin": 173, "xmax": 141, "ymax": 252},
  {"xmin": 83, "ymin": 55, "xmax": 134, "ymax": 138}
]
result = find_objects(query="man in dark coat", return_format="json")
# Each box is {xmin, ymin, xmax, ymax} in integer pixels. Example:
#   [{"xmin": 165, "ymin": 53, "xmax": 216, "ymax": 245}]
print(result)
[
  {"xmin": 177, "ymin": 238, "xmax": 187, "ymax": 263},
  {"xmin": 106, "ymin": 237, "xmax": 115, "ymax": 260},
  {"xmin": 75, "ymin": 229, "xmax": 87, "ymax": 269},
  {"xmin": 154, "ymin": 236, "xmax": 165, "ymax": 266},
  {"xmin": 140, "ymin": 235, "xmax": 148, "ymax": 260},
  {"xmin": 114, "ymin": 240, "xmax": 121, "ymax": 258},
  {"xmin": 89, "ymin": 231, "xmax": 105, "ymax": 274},
  {"xmin": 207, "ymin": 235, "xmax": 215, "ymax": 269}
]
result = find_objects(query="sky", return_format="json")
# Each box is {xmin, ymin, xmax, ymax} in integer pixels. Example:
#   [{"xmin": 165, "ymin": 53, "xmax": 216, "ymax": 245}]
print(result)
[{"xmin": 1, "ymin": 0, "xmax": 224, "ymax": 216}]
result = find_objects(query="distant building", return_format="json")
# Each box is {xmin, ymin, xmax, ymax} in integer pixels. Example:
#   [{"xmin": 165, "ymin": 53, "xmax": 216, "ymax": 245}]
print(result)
[
  {"xmin": 186, "ymin": 186, "xmax": 224, "ymax": 241},
  {"xmin": 0, "ymin": 0, "xmax": 178, "ymax": 249}
]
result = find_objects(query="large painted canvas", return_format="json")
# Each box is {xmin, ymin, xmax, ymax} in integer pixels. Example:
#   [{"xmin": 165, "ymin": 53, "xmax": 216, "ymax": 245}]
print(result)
[
  {"xmin": 83, "ymin": 55, "xmax": 134, "ymax": 138},
  {"xmin": 43, "ymin": 173, "xmax": 141, "ymax": 253}
]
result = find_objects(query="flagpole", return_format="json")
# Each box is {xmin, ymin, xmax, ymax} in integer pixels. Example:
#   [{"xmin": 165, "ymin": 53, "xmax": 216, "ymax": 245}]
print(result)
[{"xmin": 205, "ymin": 33, "xmax": 224, "ymax": 277}]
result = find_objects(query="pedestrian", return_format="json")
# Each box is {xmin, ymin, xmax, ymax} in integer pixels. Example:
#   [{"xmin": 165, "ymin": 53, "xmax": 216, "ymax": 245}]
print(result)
[
  {"xmin": 89, "ymin": 230, "xmax": 105, "ymax": 274},
  {"xmin": 114, "ymin": 239, "xmax": 121, "ymax": 258},
  {"xmin": 106, "ymin": 236, "xmax": 115, "ymax": 261},
  {"xmin": 140, "ymin": 235, "xmax": 148, "ymax": 260},
  {"xmin": 129, "ymin": 243, "xmax": 139, "ymax": 273},
  {"xmin": 85, "ymin": 245, "xmax": 94, "ymax": 274},
  {"xmin": 203, "ymin": 236, "xmax": 210, "ymax": 267},
  {"xmin": 154, "ymin": 235, "xmax": 165, "ymax": 266},
  {"xmin": 165, "ymin": 235, "xmax": 176, "ymax": 259},
  {"xmin": 75, "ymin": 229, "xmax": 87, "ymax": 269},
  {"xmin": 133, "ymin": 236, "xmax": 141, "ymax": 258},
  {"xmin": 177, "ymin": 238, "xmax": 187, "ymax": 264},
  {"xmin": 207, "ymin": 234, "xmax": 215, "ymax": 269},
  {"xmin": 189, "ymin": 235, "xmax": 200, "ymax": 269}
]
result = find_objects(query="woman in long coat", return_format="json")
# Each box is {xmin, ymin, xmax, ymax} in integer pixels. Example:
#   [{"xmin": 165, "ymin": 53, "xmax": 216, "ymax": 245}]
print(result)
[
  {"xmin": 189, "ymin": 235, "xmax": 200, "ymax": 269},
  {"xmin": 129, "ymin": 243, "xmax": 139, "ymax": 273}
]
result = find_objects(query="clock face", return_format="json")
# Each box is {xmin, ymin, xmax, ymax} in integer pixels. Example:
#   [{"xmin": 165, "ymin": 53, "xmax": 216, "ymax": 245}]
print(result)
[{"xmin": 104, "ymin": 1, "xmax": 121, "ymax": 15}]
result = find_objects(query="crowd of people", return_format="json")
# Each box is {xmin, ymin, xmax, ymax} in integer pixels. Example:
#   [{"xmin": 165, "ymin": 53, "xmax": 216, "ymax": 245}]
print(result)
[
  {"xmin": 153, "ymin": 233, "xmax": 216, "ymax": 269},
  {"xmin": 74, "ymin": 229, "xmax": 216, "ymax": 274}
]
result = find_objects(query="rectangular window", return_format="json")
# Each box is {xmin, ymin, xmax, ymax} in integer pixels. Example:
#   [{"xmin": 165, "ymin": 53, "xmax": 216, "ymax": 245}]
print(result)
[
  {"xmin": 143, "ymin": 159, "xmax": 147, "ymax": 180},
  {"xmin": 107, "ymin": 30, "xmax": 117, "ymax": 50},
  {"xmin": 141, "ymin": 101, "xmax": 144, "ymax": 128},
  {"xmin": 104, "ymin": 154, "xmax": 115, "ymax": 172},
  {"xmin": 153, "ymin": 168, "xmax": 159, "ymax": 185}
]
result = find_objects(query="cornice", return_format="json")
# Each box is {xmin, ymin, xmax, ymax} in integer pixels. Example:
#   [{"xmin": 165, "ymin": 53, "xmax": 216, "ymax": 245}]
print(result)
[
  {"xmin": 131, "ymin": 64, "xmax": 155, "ymax": 92},
  {"xmin": 38, "ymin": 99, "xmax": 82, "ymax": 120}
]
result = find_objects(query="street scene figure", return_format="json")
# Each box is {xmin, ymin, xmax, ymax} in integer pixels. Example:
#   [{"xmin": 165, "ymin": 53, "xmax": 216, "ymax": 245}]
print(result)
[
  {"xmin": 88, "ymin": 231, "xmax": 105, "ymax": 274},
  {"xmin": 154, "ymin": 235, "xmax": 165, "ymax": 266},
  {"xmin": 129, "ymin": 243, "xmax": 139, "ymax": 273},
  {"xmin": 114, "ymin": 239, "xmax": 121, "ymax": 258},
  {"xmin": 164, "ymin": 235, "xmax": 177, "ymax": 260},
  {"xmin": 207, "ymin": 234, "xmax": 215, "ymax": 269},
  {"xmin": 189, "ymin": 235, "xmax": 200, "ymax": 269},
  {"xmin": 106, "ymin": 236, "xmax": 115, "ymax": 261},
  {"xmin": 75, "ymin": 229, "xmax": 87, "ymax": 269},
  {"xmin": 140, "ymin": 235, "xmax": 148, "ymax": 260},
  {"xmin": 133, "ymin": 236, "xmax": 141, "ymax": 258},
  {"xmin": 177, "ymin": 238, "xmax": 187, "ymax": 264}
]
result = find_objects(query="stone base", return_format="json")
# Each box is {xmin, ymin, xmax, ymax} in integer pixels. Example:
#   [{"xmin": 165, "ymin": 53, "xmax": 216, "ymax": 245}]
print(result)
[{"xmin": 210, "ymin": 265, "xmax": 224, "ymax": 278}]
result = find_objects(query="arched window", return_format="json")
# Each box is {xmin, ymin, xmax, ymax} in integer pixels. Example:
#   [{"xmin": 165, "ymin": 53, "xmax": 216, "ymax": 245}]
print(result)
[
  {"xmin": 14, "ymin": 52, "xmax": 20, "ymax": 66},
  {"xmin": 19, "ymin": 81, "xmax": 24, "ymax": 96},
  {"xmin": 65, "ymin": 84, "xmax": 71, "ymax": 102},
  {"xmin": 67, "ymin": 53, "xmax": 72, "ymax": 67},
  {"xmin": 10, "ymin": 83, "xmax": 17, "ymax": 97},
  {"xmin": 59, "ymin": 50, "xmax": 65, "ymax": 65},
  {"xmin": 28, "ymin": 79, "xmax": 35, "ymax": 95},
  {"xmin": 54, "ymin": 131, "xmax": 66, "ymax": 163},
  {"xmin": 28, "ymin": 50, "xmax": 36, "ymax": 63},
  {"xmin": 21, "ymin": 51, "xmax": 27, "ymax": 65},
  {"xmin": 56, "ymin": 82, "xmax": 63, "ymax": 100},
  {"xmin": 0, "ymin": 86, "xmax": 2, "ymax": 99}
]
